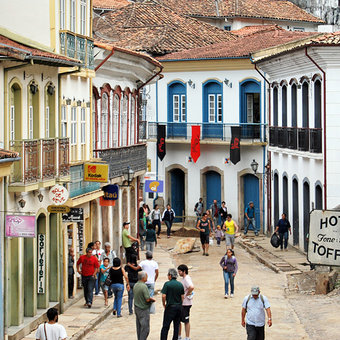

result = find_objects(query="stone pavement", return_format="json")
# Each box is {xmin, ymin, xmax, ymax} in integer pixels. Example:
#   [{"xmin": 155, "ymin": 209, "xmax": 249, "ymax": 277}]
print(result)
[{"xmin": 82, "ymin": 235, "xmax": 310, "ymax": 340}]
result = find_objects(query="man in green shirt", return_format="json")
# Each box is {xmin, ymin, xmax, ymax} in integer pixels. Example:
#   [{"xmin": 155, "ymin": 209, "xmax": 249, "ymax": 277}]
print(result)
[
  {"xmin": 122, "ymin": 222, "xmax": 139, "ymax": 263},
  {"xmin": 133, "ymin": 271, "xmax": 155, "ymax": 340},
  {"xmin": 160, "ymin": 268, "xmax": 184, "ymax": 340}
]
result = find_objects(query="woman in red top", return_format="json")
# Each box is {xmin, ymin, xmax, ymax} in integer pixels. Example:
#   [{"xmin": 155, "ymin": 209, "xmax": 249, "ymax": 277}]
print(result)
[{"xmin": 76, "ymin": 247, "xmax": 99, "ymax": 308}]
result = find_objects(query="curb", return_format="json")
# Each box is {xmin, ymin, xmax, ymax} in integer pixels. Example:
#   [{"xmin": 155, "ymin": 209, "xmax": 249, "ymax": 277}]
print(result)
[
  {"xmin": 238, "ymin": 240, "xmax": 280, "ymax": 273},
  {"xmin": 70, "ymin": 297, "xmax": 127, "ymax": 340}
]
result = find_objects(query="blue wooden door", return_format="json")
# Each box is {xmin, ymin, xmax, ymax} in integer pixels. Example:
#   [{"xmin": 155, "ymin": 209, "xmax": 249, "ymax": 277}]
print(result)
[
  {"xmin": 243, "ymin": 174, "xmax": 260, "ymax": 230},
  {"xmin": 206, "ymin": 171, "xmax": 221, "ymax": 213},
  {"xmin": 170, "ymin": 169, "xmax": 185, "ymax": 222}
]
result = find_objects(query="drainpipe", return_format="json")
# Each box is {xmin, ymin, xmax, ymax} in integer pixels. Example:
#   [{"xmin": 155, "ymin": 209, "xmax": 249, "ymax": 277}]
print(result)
[
  {"xmin": 305, "ymin": 47, "xmax": 327, "ymax": 210},
  {"xmin": 254, "ymin": 63, "xmax": 272, "ymax": 233}
]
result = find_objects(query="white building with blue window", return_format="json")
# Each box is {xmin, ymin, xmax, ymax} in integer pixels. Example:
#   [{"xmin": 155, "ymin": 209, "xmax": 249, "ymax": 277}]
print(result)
[{"xmin": 252, "ymin": 31, "xmax": 340, "ymax": 252}]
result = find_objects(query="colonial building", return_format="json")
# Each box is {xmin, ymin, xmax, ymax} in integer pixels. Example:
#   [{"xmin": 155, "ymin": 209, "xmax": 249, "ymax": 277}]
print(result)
[{"xmin": 252, "ymin": 31, "xmax": 340, "ymax": 252}]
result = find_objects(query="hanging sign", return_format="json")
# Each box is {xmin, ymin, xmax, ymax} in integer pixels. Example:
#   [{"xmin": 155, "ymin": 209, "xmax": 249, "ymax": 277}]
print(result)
[
  {"xmin": 5, "ymin": 215, "xmax": 36, "ymax": 238},
  {"xmin": 157, "ymin": 125, "xmax": 166, "ymax": 161},
  {"xmin": 308, "ymin": 210, "xmax": 340, "ymax": 266},
  {"xmin": 145, "ymin": 180, "xmax": 164, "ymax": 193},
  {"xmin": 230, "ymin": 126, "xmax": 241, "ymax": 165},
  {"xmin": 78, "ymin": 222, "xmax": 84, "ymax": 254},
  {"xmin": 84, "ymin": 163, "xmax": 109, "ymax": 182},
  {"xmin": 49, "ymin": 184, "xmax": 69, "ymax": 205},
  {"xmin": 37, "ymin": 234, "xmax": 45, "ymax": 294},
  {"xmin": 191, "ymin": 125, "xmax": 201, "ymax": 163},
  {"xmin": 100, "ymin": 184, "xmax": 119, "ymax": 206},
  {"xmin": 48, "ymin": 205, "xmax": 71, "ymax": 214},
  {"xmin": 62, "ymin": 208, "xmax": 84, "ymax": 222}
]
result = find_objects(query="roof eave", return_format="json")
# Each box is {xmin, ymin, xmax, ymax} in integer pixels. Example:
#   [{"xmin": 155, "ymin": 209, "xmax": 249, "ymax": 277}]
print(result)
[
  {"xmin": 159, "ymin": 56, "xmax": 249, "ymax": 62},
  {"xmin": 28, "ymin": 55, "xmax": 82, "ymax": 67}
]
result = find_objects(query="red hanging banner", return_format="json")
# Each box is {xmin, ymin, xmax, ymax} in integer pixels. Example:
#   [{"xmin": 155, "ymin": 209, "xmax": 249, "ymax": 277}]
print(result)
[{"xmin": 191, "ymin": 125, "xmax": 201, "ymax": 163}]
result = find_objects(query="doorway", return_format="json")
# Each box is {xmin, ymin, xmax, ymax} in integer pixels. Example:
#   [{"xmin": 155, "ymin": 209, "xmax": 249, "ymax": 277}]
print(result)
[
  {"xmin": 170, "ymin": 169, "xmax": 185, "ymax": 222},
  {"xmin": 303, "ymin": 181, "xmax": 310, "ymax": 252},
  {"xmin": 292, "ymin": 178, "xmax": 299, "ymax": 246},
  {"xmin": 205, "ymin": 171, "xmax": 221, "ymax": 211},
  {"xmin": 243, "ymin": 174, "xmax": 260, "ymax": 229},
  {"xmin": 273, "ymin": 173, "xmax": 279, "ymax": 225}
]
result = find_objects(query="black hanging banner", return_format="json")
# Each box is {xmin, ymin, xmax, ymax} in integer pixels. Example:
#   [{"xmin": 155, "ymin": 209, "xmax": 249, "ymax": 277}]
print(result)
[
  {"xmin": 230, "ymin": 126, "xmax": 241, "ymax": 165},
  {"xmin": 157, "ymin": 125, "xmax": 166, "ymax": 161}
]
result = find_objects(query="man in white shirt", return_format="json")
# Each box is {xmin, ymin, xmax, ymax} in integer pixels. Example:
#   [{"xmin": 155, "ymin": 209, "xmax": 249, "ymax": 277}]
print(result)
[
  {"xmin": 177, "ymin": 264, "xmax": 194, "ymax": 340},
  {"xmin": 36, "ymin": 308, "xmax": 67, "ymax": 340},
  {"xmin": 132, "ymin": 250, "xmax": 159, "ymax": 297}
]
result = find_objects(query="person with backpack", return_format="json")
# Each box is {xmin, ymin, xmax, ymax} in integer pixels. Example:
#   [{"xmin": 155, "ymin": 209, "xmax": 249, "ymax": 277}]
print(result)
[
  {"xmin": 219, "ymin": 249, "xmax": 238, "ymax": 298},
  {"xmin": 241, "ymin": 286, "xmax": 272, "ymax": 340},
  {"xmin": 162, "ymin": 204, "xmax": 175, "ymax": 238}
]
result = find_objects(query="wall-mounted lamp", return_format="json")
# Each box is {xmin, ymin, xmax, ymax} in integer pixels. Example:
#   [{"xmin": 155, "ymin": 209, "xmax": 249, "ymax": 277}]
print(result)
[
  {"xmin": 29, "ymin": 81, "xmax": 38, "ymax": 95},
  {"xmin": 18, "ymin": 198, "xmax": 26, "ymax": 208},
  {"xmin": 250, "ymin": 159, "xmax": 259, "ymax": 174},
  {"xmin": 188, "ymin": 79, "xmax": 195, "ymax": 89},
  {"xmin": 47, "ymin": 83, "xmax": 55, "ymax": 96},
  {"xmin": 224, "ymin": 78, "xmax": 232, "ymax": 88},
  {"xmin": 77, "ymin": 100, "xmax": 82, "ymax": 106},
  {"xmin": 86, "ymin": 101, "xmax": 91, "ymax": 108},
  {"xmin": 33, "ymin": 190, "xmax": 44, "ymax": 202},
  {"xmin": 121, "ymin": 166, "xmax": 135, "ymax": 187},
  {"xmin": 66, "ymin": 98, "xmax": 72, "ymax": 105}
]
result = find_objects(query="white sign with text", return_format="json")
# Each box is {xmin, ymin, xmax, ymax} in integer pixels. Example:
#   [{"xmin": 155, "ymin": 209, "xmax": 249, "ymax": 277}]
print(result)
[{"xmin": 308, "ymin": 210, "xmax": 340, "ymax": 266}]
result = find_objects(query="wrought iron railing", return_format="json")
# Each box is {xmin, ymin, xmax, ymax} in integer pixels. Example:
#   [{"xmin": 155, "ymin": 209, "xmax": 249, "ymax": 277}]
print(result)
[
  {"xmin": 146, "ymin": 122, "xmax": 267, "ymax": 142},
  {"xmin": 94, "ymin": 144, "xmax": 147, "ymax": 179},
  {"xmin": 9, "ymin": 138, "xmax": 70, "ymax": 184},
  {"xmin": 59, "ymin": 30, "xmax": 94, "ymax": 69},
  {"xmin": 269, "ymin": 127, "xmax": 321, "ymax": 153}
]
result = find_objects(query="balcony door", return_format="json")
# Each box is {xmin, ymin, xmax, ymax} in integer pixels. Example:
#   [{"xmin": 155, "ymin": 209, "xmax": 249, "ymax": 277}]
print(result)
[
  {"xmin": 167, "ymin": 81, "xmax": 186, "ymax": 138},
  {"xmin": 240, "ymin": 80, "xmax": 260, "ymax": 138},
  {"xmin": 203, "ymin": 80, "xmax": 223, "ymax": 139}
]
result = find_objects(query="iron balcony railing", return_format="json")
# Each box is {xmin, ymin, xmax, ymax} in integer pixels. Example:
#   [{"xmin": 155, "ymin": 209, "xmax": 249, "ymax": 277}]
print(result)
[
  {"xmin": 269, "ymin": 127, "xmax": 322, "ymax": 153},
  {"xmin": 94, "ymin": 144, "xmax": 147, "ymax": 179},
  {"xmin": 10, "ymin": 138, "xmax": 70, "ymax": 184},
  {"xmin": 146, "ymin": 122, "xmax": 267, "ymax": 142},
  {"xmin": 59, "ymin": 30, "xmax": 94, "ymax": 69}
]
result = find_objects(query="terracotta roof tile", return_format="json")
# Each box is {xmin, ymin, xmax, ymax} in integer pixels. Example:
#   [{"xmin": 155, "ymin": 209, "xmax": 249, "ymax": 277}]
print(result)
[
  {"xmin": 93, "ymin": 0, "xmax": 236, "ymax": 56},
  {"xmin": 0, "ymin": 35, "xmax": 81, "ymax": 66},
  {"xmin": 159, "ymin": 0, "xmax": 323, "ymax": 23},
  {"xmin": 0, "ymin": 149, "xmax": 19, "ymax": 160},
  {"xmin": 233, "ymin": 24, "xmax": 283, "ymax": 36},
  {"xmin": 93, "ymin": 0, "xmax": 129, "ymax": 10},
  {"xmin": 158, "ymin": 25, "xmax": 318, "ymax": 60}
]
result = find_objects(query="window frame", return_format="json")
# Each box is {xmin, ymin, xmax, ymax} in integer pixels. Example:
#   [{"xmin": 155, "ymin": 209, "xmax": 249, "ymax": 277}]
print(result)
[
  {"xmin": 70, "ymin": 0, "xmax": 76, "ymax": 32},
  {"xmin": 81, "ymin": 107, "xmax": 86, "ymax": 144},
  {"xmin": 45, "ymin": 106, "xmax": 50, "ymax": 138},
  {"xmin": 60, "ymin": 0, "xmax": 66, "ymax": 30},
  {"xmin": 10, "ymin": 105, "xmax": 15, "ymax": 141},
  {"xmin": 101, "ymin": 92, "xmax": 109, "ymax": 149},
  {"xmin": 61, "ymin": 105, "xmax": 67, "ymax": 138},
  {"xmin": 29, "ymin": 105, "xmax": 34, "ymax": 139},
  {"xmin": 71, "ymin": 106, "xmax": 77, "ymax": 145},
  {"xmin": 80, "ymin": 0, "xmax": 86, "ymax": 35}
]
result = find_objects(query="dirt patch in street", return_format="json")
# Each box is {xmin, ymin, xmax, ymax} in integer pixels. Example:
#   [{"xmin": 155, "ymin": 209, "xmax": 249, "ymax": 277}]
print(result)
[{"xmin": 173, "ymin": 227, "xmax": 200, "ymax": 237}]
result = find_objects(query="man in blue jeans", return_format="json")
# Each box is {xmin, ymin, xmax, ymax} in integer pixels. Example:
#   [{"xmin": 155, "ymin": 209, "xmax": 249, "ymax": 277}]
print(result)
[
  {"xmin": 245, "ymin": 201, "xmax": 258, "ymax": 236},
  {"xmin": 275, "ymin": 213, "xmax": 292, "ymax": 251}
]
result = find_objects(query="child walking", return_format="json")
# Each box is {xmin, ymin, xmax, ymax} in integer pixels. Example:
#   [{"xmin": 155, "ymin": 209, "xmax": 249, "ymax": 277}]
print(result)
[{"xmin": 215, "ymin": 225, "xmax": 224, "ymax": 246}]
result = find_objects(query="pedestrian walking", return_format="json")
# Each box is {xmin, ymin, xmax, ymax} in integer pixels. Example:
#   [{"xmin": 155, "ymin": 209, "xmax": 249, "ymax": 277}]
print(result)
[
  {"xmin": 76, "ymin": 247, "xmax": 99, "ymax": 308},
  {"xmin": 100, "ymin": 242, "xmax": 117, "ymax": 267},
  {"xmin": 162, "ymin": 204, "xmax": 175, "ymax": 238},
  {"xmin": 205, "ymin": 209, "xmax": 215, "ymax": 232},
  {"xmin": 122, "ymin": 222, "xmax": 140, "ymax": 263},
  {"xmin": 160, "ymin": 268, "xmax": 185, "ymax": 340},
  {"xmin": 94, "ymin": 240, "xmax": 104, "ymax": 296},
  {"xmin": 219, "ymin": 201, "xmax": 228, "ymax": 226},
  {"xmin": 210, "ymin": 199, "xmax": 220, "ymax": 229},
  {"xmin": 196, "ymin": 212, "xmax": 212, "ymax": 256},
  {"xmin": 68, "ymin": 247, "xmax": 75, "ymax": 299},
  {"xmin": 220, "ymin": 249, "xmax": 238, "ymax": 298},
  {"xmin": 215, "ymin": 225, "xmax": 224, "ymax": 246},
  {"xmin": 133, "ymin": 271, "xmax": 156, "ymax": 340},
  {"xmin": 109, "ymin": 257, "xmax": 130, "ymax": 317},
  {"xmin": 125, "ymin": 254, "xmax": 141, "ymax": 315},
  {"xmin": 145, "ymin": 223, "xmax": 157, "ymax": 253},
  {"xmin": 245, "ymin": 201, "xmax": 259, "ymax": 236},
  {"xmin": 35, "ymin": 307, "xmax": 67, "ymax": 340},
  {"xmin": 151, "ymin": 204, "xmax": 162, "ymax": 238},
  {"xmin": 130, "ymin": 250, "xmax": 159, "ymax": 297},
  {"xmin": 241, "ymin": 286, "xmax": 272, "ymax": 340},
  {"xmin": 194, "ymin": 198, "xmax": 203, "ymax": 217},
  {"xmin": 100, "ymin": 257, "xmax": 111, "ymax": 306},
  {"xmin": 139, "ymin": 204, "xmax": 147, "ymax": 250},
  {"xmin": 223, "ymin": 214, "xmax": 239, "ymax": 250},
  {"xmin": 177, "ymin": 264, "xmax": 194, "ymax": 340},
  {"xmin": 275, "ymin": 213, "xmax": 292, "ymax": 251}
]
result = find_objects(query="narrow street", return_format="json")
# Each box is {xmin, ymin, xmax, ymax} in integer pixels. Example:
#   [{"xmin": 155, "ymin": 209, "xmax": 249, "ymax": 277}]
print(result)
[{"xmin": 83, "ymin": 236, "xmax": 309, "ymax": 340}]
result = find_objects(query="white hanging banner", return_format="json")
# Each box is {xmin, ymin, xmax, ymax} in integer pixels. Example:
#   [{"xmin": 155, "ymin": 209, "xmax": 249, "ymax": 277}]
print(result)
[{"xmin": 37, "ymin": 234, "xmax": 46, "ymax": 294}]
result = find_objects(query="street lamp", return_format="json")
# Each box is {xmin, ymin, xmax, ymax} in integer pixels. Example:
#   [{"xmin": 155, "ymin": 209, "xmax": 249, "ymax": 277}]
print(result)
[
  {"xmin": 121, "ymin": 167, "xmax": 135, "ymax": 187},
  {"xmin": 250, "ymin": 159, "xmax": 259, "ymax": 174}
]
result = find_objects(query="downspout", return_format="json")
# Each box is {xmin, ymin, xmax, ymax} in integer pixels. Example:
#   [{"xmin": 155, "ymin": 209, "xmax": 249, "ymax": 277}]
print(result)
[
  {"xmin": 254, "ymin": 62, "xmax": 272, "ymax": 233},
  {"xmin": 305, "ymin": 47, "xmax": 327, "ymax": 210}
]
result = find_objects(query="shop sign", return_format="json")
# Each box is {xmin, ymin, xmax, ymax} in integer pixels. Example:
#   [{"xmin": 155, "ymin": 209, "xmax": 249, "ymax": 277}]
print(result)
[
  {"xmin": 78, "ymin": 222, "xmax": 84, "ymax": 254},
  {"xmin": 5, "ymin": 215, "xmax": 36, "ymax": 238},
  {"xmin": 49, "ymin": 184, "xmax": 69, "ymax": 205},
  {"xmin": 308, "ymin": 210, "xmax": 340, "ymax": 266},
  {"xmin": 38, "ymin": 234, "xmax": 45, "ymax": 294},
  {"xmin": 48, "ymin": 205, "xmax": 71, "ymax": 214},
  {"xmin": 62, "ymin": 208, "xmax": 84, "ymax": 223},
  {"xmin": 102, "ymin": 184, "xmax": 119, "ymax": 200},
  {"xmin": 84, "ymin": 163, "xmax": 109, "ymax": 183},
  {"xmin": 145, "ymin": 180, "xmax": 164, "ymax": 193}
]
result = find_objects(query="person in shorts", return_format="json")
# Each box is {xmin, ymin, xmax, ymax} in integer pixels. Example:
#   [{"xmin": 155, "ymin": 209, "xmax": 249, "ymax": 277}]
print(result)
[
  {"xmin": 99, "ymin": 257, "xmax": 111, "ymax": 306},
  {"xmin": 196, "ymin": 212, "xmax": 212, "ymax": 256},
  {"xmin": 223, "ymin": 214, "xmax": 239, "ymax": 250},
  {"xmin": 178, "ymin": 264, "xmax": 194, "ymax": 340}
]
